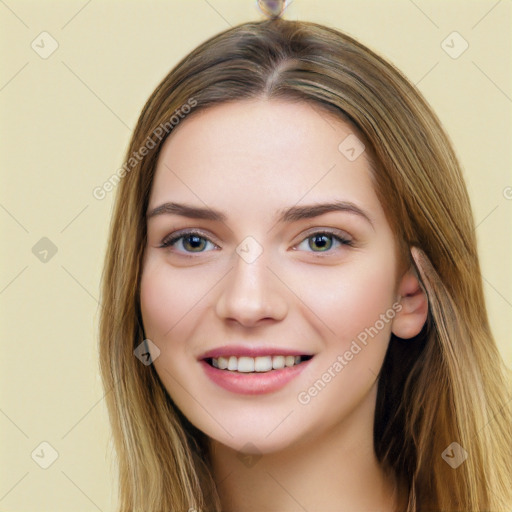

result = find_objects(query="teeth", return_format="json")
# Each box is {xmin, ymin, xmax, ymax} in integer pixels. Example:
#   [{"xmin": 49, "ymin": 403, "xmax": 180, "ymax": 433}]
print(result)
[
  {"xmin": 237, "ymin": 357, "xmax": 255, "ymax": 373},
  {"xmin": 272, "ymin": 355, "xmax": 285, "ymax": 369},
  {"xmin": 210, "ymin": 355, "xmax": 306, "ymax": 372},
  {"xmin": 254, "ymin": 356, "xmax": 273, "ymax": 372}
]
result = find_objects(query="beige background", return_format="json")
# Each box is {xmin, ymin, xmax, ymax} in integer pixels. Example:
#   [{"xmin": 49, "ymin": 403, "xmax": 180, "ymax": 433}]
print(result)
[{"xmin": 1, "ymin": 1, "xmax": 510, "ymax": 510}]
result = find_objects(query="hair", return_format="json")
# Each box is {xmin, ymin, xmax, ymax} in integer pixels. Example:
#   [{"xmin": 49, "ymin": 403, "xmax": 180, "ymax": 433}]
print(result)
[{"xmin": 98, "ymin": 17, "xmax": 512, "ymax": 512}]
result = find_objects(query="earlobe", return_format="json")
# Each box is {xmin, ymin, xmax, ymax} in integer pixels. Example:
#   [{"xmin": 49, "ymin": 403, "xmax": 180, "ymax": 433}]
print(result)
[{"xmin": 391, "ymin": 256, "xmax": 429, "ymax": 339}]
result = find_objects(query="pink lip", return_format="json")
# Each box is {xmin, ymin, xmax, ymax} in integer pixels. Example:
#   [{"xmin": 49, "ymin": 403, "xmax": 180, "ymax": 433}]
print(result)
[
  {"xmin": 198, "ymin": 345, "xmax": 313, "ymax": 360},
  {"xmin": 199, "ymin": 357, "xmax": 313, "ymax": 395}
]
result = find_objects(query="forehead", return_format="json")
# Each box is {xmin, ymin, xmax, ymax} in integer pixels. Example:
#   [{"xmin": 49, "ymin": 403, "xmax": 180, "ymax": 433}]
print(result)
[{"xmin": 149, "ymin": 99, "xmax": 382, "ymax": 221}]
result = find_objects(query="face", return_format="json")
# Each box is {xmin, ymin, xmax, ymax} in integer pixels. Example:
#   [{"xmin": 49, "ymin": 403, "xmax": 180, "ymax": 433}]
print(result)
[{"xmin": 140, "ymin": 98, "xmax": 403, "ymax": 454}]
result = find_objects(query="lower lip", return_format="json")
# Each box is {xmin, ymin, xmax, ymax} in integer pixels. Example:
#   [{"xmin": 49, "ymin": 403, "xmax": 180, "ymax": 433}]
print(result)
[{"xmin": 199, "ymin": 359, "xmax": 313, "ymax": 395}]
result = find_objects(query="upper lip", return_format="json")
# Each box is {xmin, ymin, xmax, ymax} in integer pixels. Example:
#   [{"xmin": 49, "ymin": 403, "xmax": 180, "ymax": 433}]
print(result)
[{"xmin": 198, "ymin": 345, "xmax": 315, "ymax": 360}]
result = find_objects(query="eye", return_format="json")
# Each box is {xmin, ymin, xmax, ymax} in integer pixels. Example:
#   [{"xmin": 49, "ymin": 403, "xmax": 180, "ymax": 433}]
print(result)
[
  {"xmin": 159, "ymin": 230, "xmax": 218, "ymax": 255},
  {"xmin": 159, "ymin": 229, "xmax": 353, "ymax": 256},
  {"xmin": 295, "ymin": 230, "xmax": 353, "ymax": 253}
]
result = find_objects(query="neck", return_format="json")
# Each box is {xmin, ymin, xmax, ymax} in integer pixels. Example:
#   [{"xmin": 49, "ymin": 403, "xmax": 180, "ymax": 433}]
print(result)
[{"xmin": 208, "ymin": 387, "xmax": 400, "ymax": 511}]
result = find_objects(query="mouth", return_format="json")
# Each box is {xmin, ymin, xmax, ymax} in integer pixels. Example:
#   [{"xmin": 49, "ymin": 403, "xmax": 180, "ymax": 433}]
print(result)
[
  {"xmin": 204, "ymin": 354, "xmax": 314, "ymax": 373},
  {"xmin": 200, "ymin": 353, "xmax": 315, "ymax": 395}
]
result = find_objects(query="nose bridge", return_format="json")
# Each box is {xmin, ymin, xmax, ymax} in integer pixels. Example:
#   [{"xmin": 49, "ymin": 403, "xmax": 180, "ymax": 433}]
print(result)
[{"xmin": 215, "ymin": 240, "xmax": 287, "ymax": 325}]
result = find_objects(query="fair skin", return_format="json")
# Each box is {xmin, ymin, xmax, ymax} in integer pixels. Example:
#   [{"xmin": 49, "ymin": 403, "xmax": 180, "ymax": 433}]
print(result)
[{"xmin": 140, "ymin": 98, "xmax": 428, "ymax": 511}]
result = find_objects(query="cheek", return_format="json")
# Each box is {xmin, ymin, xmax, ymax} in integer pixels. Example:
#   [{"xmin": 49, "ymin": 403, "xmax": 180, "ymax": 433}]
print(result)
[
  {"xmin": 288, "ymin": 253, "xmax": 397, "ymax": 345},
  {"xmin": 140, "ymin": 266, "xmax": 174, "ymax": 340},
  {"xmin": 140, "ymin": 257, "xmax": 208, "ymax": 340},
  {"xmin": 293, "ymin": 253, "xmax": 397, "ymax": 409},
  {"xmin": 140, "ymin": 262, "xmax": 202, "ymax": 394},
  {"xmin": 290, "ymin": 264, "xmax": 396, "ymax": 433}
]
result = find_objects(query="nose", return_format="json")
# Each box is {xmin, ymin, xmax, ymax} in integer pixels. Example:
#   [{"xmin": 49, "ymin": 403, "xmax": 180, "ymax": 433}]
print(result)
[{"xmin": 215, "ymin": 250, "xmax": 288, "ymax": 327}]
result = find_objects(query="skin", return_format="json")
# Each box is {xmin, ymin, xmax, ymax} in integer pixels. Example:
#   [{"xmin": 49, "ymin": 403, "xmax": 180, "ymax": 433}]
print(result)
[{"xmin": 140, "ymin": 98, "xmax": 428, "ymax": 511}]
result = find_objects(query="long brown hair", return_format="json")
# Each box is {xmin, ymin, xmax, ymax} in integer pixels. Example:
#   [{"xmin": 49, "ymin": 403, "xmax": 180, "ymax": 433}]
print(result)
[{"xmin": 98, "ymin": 18, "xmax": 512, "ymax": 511}]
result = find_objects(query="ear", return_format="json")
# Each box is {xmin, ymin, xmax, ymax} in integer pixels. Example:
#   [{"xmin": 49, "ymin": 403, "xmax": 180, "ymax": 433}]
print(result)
[{"xmin": 391, "ymin": 249, "xmax": 429, "ymax": 339}]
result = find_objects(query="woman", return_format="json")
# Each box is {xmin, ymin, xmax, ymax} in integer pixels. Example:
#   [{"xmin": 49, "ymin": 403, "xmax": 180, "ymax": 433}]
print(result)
[{"xmin": 98, "ymin": 10, "xmax": 512, "ymax": 512}]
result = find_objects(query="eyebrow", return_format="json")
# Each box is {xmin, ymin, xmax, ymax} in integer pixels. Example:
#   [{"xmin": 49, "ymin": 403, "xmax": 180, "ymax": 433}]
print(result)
[{"xmin": 146, "ymin": 200, "xmax": 374, "ymax": 228}]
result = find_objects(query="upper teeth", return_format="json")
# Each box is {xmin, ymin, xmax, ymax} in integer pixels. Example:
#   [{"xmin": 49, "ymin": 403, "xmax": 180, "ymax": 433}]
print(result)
[{"xmin": 212, "ymin": 355, "xmax": 301, "ymax": 372}]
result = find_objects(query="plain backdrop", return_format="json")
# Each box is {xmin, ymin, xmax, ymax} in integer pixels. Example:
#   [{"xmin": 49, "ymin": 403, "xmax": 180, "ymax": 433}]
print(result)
[{"xmin": 1, "ymin": 1, "xmax": 510, "ymax": 510}]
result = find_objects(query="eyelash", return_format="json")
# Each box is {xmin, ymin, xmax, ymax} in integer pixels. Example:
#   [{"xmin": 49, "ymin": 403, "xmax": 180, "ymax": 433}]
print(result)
[{"xmin": 158, "ymin": 229, "xmax": 354, "ymax": 257}]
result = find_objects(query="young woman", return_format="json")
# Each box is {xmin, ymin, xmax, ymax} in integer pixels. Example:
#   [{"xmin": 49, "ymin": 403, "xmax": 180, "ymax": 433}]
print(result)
[{"xmin": 98, "ymin": 12, "xmax": 512, "ymax": 512}]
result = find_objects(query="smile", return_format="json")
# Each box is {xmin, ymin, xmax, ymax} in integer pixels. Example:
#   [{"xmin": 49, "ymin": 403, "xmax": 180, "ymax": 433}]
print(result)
[
  {"xmin": 200, "ymin": 354, "xmax": 314, "ymax": 395},
  {"xmin": 208, "ymin": 355, "xmax": 312, "ymax": 372}
]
